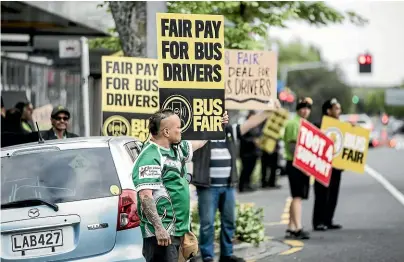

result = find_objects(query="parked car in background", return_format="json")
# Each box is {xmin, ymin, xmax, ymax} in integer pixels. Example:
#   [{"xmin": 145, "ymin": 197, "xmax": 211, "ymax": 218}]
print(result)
[
  {"xmin": 392, "ymin": 122, "xmax": 404, "ymax": 150},
  {"xmin": 339, "ymin": 114, "xmax": 377, "ymax": 147},
  {"xmin": 1, "ymin": 137, "xmax": 144, "ymax": 262}
]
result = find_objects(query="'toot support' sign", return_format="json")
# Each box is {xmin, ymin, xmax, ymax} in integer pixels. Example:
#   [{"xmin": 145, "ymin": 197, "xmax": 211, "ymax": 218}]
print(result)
[{"xmin": 293, "ymin": 119, "xmax": 334, "ymax": 187}]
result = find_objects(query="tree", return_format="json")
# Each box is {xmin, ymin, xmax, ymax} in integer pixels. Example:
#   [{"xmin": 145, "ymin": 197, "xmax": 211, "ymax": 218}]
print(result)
[
  {"xmin": 363, "ymin": 89, "xmax": 404, "ymax": 118},
  {"xmin": 90, "ymin": 1, "xmax": 367, "ymax": 53},
  {"xmin": 275, "ymin": 40, "xmax": 353, "ymax": 121}
]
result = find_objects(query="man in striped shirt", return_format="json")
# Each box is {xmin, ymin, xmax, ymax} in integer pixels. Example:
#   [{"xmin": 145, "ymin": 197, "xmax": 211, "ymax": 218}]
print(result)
[{"xmin": 192, "ymin": 100, "xmax": 281, "ymax": 262}]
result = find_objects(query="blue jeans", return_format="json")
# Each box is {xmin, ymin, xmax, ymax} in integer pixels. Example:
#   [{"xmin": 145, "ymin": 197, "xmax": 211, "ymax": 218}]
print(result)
[{"xmin": 196, "ymin": 186, "xmax": 236, "ymax": 260}]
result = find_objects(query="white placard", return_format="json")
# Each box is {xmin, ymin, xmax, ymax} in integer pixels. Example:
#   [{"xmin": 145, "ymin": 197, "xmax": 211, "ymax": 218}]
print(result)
[
  {"xmin": 385, "ymin": 89, "xmax": 404, "ymax": 106},
  {"xmin": 59, "ymin": 40, "xmax": 81, "ymax": 58}
]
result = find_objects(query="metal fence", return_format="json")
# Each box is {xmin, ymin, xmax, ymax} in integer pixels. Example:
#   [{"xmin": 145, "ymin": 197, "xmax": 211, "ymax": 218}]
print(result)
[{"xmin": 0, "ymin": 57, "xmax": 94, "ymax": 135}]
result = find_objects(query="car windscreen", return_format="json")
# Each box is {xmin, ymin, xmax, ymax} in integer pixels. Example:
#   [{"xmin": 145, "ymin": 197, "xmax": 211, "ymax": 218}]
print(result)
[{"xmin": 1, "ymin": 148, "xmax": 121, "ymax": 205}]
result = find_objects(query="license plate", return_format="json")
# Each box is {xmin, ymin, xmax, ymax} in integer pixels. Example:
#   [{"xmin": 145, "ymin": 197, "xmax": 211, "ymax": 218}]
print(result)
[{"xmin": 11, "ymin": 229, "xmax": 63, "ymax": 252}]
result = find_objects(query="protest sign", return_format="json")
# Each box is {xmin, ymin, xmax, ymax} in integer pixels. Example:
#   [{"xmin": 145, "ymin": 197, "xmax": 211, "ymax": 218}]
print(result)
[
  {"xmin": 32, "ymin": 104, "xmax": 53, "ymax": 130},
  {"xmin": 156, "ymin": 13, "xmax": 225, "ymax": 140},
  {"xmin": 293, "ymin": 119, "xmax": 334, "ymax": 187},
  {"xmin": 258, "ymin": 108, "xmax": 289, "ymax": 153},
  {"xmin": 225, "ymin": 50, "xmax": 277, "ymax": 110},
  {"xmin": 101, "ymin": 56, "xmax": 159, "ymax": 141},
  {"xmin": 321, "ymin": 116, "xmax": 370, "ymax": 173}
]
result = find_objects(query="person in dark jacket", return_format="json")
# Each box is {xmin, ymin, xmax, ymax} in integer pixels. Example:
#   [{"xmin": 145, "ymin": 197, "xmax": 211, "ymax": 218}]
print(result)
[
  {"xmin": 312, "ymin": 98, "xmax": 343, "ymax": 231},
  {"xmin": 15, "ymin": 102, "xmax": 34, "ymax": 133},
  {"xmin": 261, "ymin": 138, "xmax": 282, "ymax": 189},
  {"xmin": 192, "ymin": 100, "xmax": 281, "ymax": 262},
  {"xmin": 3, "ymin": 108, "xmax": 24, "ymax": 134},
  {"xmin": 239, "ymin": 110, "xmax": 262, "ymax": 192},
  {"xmin": 41, "ymin": 106, "xmax": 79, "ymax": 140}
]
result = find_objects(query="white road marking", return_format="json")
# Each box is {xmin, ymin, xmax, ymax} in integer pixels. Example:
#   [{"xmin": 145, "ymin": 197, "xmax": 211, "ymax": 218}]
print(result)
[{"xmin": 365, "ymin": 165, "xmax": 404, "ymax": 207}]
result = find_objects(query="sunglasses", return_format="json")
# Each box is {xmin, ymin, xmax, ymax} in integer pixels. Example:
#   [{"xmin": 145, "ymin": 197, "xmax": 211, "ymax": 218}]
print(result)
[{"xmin": 54, "ymin": 116, "xmax": 69, "ymax": 121}]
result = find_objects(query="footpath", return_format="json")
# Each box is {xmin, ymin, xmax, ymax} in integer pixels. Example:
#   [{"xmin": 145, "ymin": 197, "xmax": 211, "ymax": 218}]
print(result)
[{"xmin": 188, "ymin": 176, "xmax": 297, "ymax": 261}]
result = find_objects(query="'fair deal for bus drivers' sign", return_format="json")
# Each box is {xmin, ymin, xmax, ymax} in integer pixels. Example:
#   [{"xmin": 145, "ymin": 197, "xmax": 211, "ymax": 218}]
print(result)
[
  {"xmin": 225, "ymin": 50, "xmax": 277, "ymax": 110},
  {"xmin": 293, "ymin": 119, "xmax": 334, "ymax": 187},
  {"xmin": 101, "ymin": 56, "xmax": 159, "ymax": 141},
  {"xmin": 321, "ymin": 116, "xmax": 370, "ymax": 174},
  {"xmin": 156, "ymin": 13, "xmax": 225, "ymax": 140}
]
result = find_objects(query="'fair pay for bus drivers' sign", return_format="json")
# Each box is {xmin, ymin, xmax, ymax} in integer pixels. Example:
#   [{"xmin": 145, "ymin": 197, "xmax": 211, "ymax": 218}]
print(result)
[
  {"xmin": 321, "ymin": 116, "xmax": 370, "ymax": 174},
  {"xmin": 156, "ymin": 13, "xmax": 225, "ymax": 140},
  {"xmin": 225, "ymin": 50, "xmax": 277, "ymax": 110},
  {"xmin": 293, "ymin": 119, "xmax": 334, "ymax": 187},
  {"xmin": 101, "ymin": 56, "xmax": 159, "ymax": 141}
]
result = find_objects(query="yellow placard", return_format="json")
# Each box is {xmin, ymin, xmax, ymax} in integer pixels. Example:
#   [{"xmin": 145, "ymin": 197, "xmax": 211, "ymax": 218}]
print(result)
[
  {"xmin": 225, "ymin": 50, "xmax": 277, "ymax": 110},
  {"xmin": 101, "ymin": 56, "xmax": 159, "ymax": 114},
  {"xmin": 156, "ymin": 13, "xmax": 225, "ymax": 89},
  {"xmin": 259, "ymin": 108, "xmax": 289, "ymax": 153},
  {"xmin": 321, "ymin": 116, "xmax": 370, "ymax": 173}
]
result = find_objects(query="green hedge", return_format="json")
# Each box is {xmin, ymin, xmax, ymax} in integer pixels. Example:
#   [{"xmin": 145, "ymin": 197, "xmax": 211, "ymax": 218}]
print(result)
[{"xmin": 191, "ymin": 202, "xmax": 266, "ymax": 246}]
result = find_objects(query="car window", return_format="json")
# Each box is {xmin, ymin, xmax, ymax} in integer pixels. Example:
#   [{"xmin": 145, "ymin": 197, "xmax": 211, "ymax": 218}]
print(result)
[{"xmin": 1, "ymin": 148, "xmax": 121, "ymax": 205}]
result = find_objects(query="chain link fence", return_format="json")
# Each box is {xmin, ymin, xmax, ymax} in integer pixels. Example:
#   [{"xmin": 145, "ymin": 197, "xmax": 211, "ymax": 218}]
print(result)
[{"xmin": 0, "ymin": 56, "xmax": 93, "ymax": 135}]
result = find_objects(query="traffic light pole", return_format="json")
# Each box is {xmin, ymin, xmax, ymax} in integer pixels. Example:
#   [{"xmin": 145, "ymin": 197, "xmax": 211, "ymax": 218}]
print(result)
[
  {"xmin": 280, "ymin": 61, "xmax": 327, "ymax": 86},
  {"xmin": 280, "ymin": 61, "xmax": 327, "ymax": 112}
]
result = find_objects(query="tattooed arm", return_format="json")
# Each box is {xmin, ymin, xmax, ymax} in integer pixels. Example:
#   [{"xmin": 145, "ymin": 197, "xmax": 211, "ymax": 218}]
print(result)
[{"xmin": 139, "ymin": 189, "xmax": 171, "ymax": 246}]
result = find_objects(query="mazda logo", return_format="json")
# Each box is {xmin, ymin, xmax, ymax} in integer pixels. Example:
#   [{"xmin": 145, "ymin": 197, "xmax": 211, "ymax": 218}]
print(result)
[{"xmin": 28, "ymin": 208, "xmax": 40, "ymax": 218}]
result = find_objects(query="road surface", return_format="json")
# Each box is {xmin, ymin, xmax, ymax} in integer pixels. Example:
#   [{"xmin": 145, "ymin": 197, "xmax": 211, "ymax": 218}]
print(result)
[{"xmin": 237, "ymin": 147, "xmax": 404, "ymax": 262}]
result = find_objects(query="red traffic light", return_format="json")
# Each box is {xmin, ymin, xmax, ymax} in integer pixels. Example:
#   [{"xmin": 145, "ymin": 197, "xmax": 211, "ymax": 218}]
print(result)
[
  {"xmin": 381, "ymin": 114, "xmax": 389, "ymax": 125},
  {"xmin": 286, "ymin": 94, "xmax": 295, "ymax": 103},
  {"xmin": 279, "ymin": 91, "xmax": 287, "ymax": 101},
  {"xmin": 358, "ymin": 54, "xmax": 372, "ymax": 65}
]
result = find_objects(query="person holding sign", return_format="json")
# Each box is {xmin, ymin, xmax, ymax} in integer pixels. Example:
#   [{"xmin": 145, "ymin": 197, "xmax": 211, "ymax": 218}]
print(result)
[
  {"xmin": 132, "ymin": 109, "xmax": 229, "ymax": 262},
  {"xmin": 192, "ymin": 100, "xmax": 281, "ymax": 262},
  {"xmin": 312, "ymin": 98, "xmax": 343, "ymax": 231},
  {"xmin": 283, "ymin": 97, "xmax": 313, "ymax": 240}
]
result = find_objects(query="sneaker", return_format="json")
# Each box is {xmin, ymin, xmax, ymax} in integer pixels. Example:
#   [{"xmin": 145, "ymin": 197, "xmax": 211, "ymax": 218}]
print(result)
[
  {"xmin": 285, "ymin": 229, "xmax": 295, "ymax": 239},
  {"xmin": 326, "ymin": 224, "xmax": 342, "ymax": 230},
  {"xmin": 313, "ymin": 224, "xmax": 328, "ymax": 231},
  {"xmin": 293, "ymin": 229, "xmax": 310, "ymax": 240},
  {"xmin": 219, "ymin": 255, "xmax": 246, "ymax": 262}
]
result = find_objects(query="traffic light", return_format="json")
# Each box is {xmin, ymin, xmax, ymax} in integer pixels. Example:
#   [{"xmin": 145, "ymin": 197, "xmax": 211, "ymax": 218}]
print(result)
[
  {"xmin": 352, "ymin": 95, "xmax": 359, "ymax": 104},
  {"xmin": 279, "ymin": 88, "xmax": 295, "ymax": 103},
  {"xmin": 381, "ymin": 113, "xmax": 389, "ymax": 125},
  {"xmin": 358, "ymin": 54, "xmax": 372, "ymax": 73}
]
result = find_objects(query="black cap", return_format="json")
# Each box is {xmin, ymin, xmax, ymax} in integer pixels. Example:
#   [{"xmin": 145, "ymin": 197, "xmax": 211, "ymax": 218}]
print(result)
[
  {"xmin": 296, "ymin": 97, "xmax": 313, "ymax": 111},
  {"xmin": 51, "ymin": 105, "xmax": 71, "ymax": 118},
  {"xmin": 15, "ymin": 102, "xmax": 29, "ymax": 112},
  {"xmin": 322, "ymin": 98, "xmax": 339, "ymax": 115}
]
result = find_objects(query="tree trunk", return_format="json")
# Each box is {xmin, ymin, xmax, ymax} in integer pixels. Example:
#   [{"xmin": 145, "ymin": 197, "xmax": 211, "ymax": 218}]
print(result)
[{"xmin": 109, "ymin": 1, "xmax": 147, "ymax": 57}]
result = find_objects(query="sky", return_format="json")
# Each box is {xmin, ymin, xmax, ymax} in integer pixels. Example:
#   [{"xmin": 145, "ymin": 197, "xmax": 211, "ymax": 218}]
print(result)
[{"xmin": 269, "ymin": 1, "xmax": 404, "ymax": 88}]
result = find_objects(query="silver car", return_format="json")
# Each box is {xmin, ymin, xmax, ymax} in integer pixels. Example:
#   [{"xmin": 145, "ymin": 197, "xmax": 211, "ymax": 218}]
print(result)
[{"xmin": 1, "ymin": 137, "xmax": 145, "ymax": 262}]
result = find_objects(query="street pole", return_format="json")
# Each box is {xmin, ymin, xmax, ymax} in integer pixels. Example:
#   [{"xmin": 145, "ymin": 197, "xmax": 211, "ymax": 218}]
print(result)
[
  {"xmin": 80, "ymin": 37, "xmax": 90, "ymax": 137},
  {"xmin": 146, "ymin": 1, "xmax": 167, "ymax": 58},
  {"xmin": 281, "ymin": 61, "xmax": 327, "ymax": 87}
]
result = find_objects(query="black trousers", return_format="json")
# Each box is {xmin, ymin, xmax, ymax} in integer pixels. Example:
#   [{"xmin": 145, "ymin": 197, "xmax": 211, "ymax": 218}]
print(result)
[
  {"xmin": 261, "ymin": 151, "xmax": 278, "ymax": 187},
  {"xmin": 142, "ymin": 236, "xmax": 181, "ymax": 262},
  {"xmin": 312, "ymin": 169, "xmax": 342, "ymax": 227},
  {"xmin": 239, "ymin": 155, "xmax": 258, "ymax": 191}
]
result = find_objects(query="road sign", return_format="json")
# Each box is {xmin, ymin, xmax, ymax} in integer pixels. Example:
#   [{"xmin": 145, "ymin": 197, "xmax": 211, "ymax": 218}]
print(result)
[
  {"xmin": 385, "ymin": 89, "xmax": 404, "ymax": 106},
  {"xmin": 59, "ymin": 40, "xmax": 81, "ymax": 58}
]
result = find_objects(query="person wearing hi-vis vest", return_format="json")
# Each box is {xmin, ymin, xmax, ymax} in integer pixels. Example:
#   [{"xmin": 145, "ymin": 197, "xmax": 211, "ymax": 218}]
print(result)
[
  {"xmin": 15, "ymin": 102, "xmax": 34, "ymax": 133},
  {"xmin": 192, "ymin": 100, "xmax": 281, "ymax": 262},
  {"xmin": 312, "ymin": 98, "xmax": 344, "ymax": 231},
  {"xmin": 283, "ymin": 97, "xmax": 313, "ymax": 240}
]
